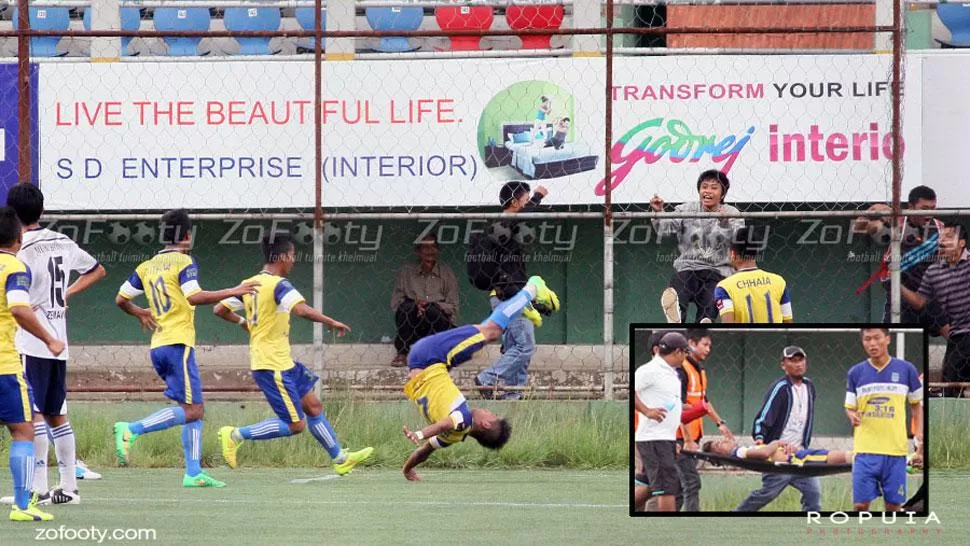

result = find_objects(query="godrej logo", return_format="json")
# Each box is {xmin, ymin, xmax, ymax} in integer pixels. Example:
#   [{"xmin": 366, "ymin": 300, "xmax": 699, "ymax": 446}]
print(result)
[{"xmin": 595, "ymin": 117, "xmax": 755, "ymax": 196}]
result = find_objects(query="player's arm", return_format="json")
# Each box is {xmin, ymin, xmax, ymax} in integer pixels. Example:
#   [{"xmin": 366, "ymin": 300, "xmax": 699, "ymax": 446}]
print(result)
[
  {"xmin": 714, "ymin": 286, "xmax": 736, "ymax": 323},
  {"xmin": 7, "ymin": 269, "xmax": 65, "ymax": 356},
  {"xmin": 177, "ymin": 260, "xmax": 259, "ymax": 306},
  {"xmin": 909, "ymin": 369, "xmax": 925, "ymax": 464},
  {"xmin": 214, "ymin": 297, "xmax": 249, "ymax": 333},
  {"xmin": 115, "ymin": 272, "xmax": 157, "ymax": 331},
  {"xmin": 402, "ymin": 442, "xmax": 435, "ymax": 481},
  {"xmin": 292, "ymin": 302, "xmax": 350, "ymax": 336},
  {"xmin": 65, "ymin": 264, "xmax": 106, "ymax": 301},
  {"xmin": 739, "ymin": 442, "xmax": 783, "ymax": 461},
  {"xmin": 844, "ymin": 372, "xmax": 861, "ymax": 426},
  {"xmin": 780, "ymin": 285, "xmax": 794, "ymax": 323},
  {"xmin": 403, "ymin": 417, "xmax": 456, "ymax": 446}
]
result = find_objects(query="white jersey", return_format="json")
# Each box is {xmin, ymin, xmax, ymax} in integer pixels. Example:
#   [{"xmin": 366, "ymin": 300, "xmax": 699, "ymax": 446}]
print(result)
[{"xmin": 15, "ymin": 228, "xmax": 99, "ymax": 360}]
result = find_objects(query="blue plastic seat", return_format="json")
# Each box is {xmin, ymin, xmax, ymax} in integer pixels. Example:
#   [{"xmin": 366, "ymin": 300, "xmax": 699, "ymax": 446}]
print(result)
[
  {"xmin": 937, "ymin": 4, "xmax": 970, "ymax": 48},
  {"xmin": 294, "ymin": 7, "xmax": 327, "ymax": 53},
  {"xmin": 365, "ymin": 7, "xmax": 423, "ymax": 53},
  {"xmin": 12, "ymin": 8, "xmax": 70, "ymax": 57},
  {"xmin": 224, "ymin": 7, "xmax": 281, "ymax": 55},
  {"xmin": 153, "ymin": 8, "xmax": 210, "ymax": 56},
  {"xmin": 83, "ymin": 7, "xmax": 142, "ymax": 56}
]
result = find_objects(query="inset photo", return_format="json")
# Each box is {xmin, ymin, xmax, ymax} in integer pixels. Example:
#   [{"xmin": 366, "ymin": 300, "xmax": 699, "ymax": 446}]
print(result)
[{"xmin": 630, "ymin": 325, "xmax": 928, "ymax": 515}]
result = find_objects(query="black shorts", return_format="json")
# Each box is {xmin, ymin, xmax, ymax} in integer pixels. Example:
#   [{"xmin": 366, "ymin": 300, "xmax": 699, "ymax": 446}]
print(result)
[
  {"xmin": 636, "ymin": 441, "xmax": 680, "ymax": 498},
  {"xmin": 23, "ymin": 356, "xmax": 67, "ymax": 416}
]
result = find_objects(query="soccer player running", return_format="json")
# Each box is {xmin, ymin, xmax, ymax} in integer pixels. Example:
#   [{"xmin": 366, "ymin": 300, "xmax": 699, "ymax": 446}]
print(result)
[
  {"xmin": 0, "ymin": 207, "xmax": 65, "ymax": 522},
  {"xmin": 714, "ymin": 225, "xmax": 793, "ymax": 323},
  {"xmin": 114, "ymin": 209, "xmax": 258, "ymax": 488},
  {"xmin": 213, "ymin": 233, "xmax": 373, "ymax": 475},
  {"xmin": 400, "ymin": 275, "xmax": 559, "ymax": 481},
  {"xmin": 845, "ymin": 328, "xmax": 923, "ymax": 512},
  {"xmin": 7, "ymin": 185, "xmax": 105, "ymax": 506}
]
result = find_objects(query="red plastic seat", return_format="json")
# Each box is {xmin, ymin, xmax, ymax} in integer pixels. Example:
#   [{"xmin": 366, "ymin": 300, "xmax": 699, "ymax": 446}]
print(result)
[
  {"xmin": 506, "ymin": 5, "xmax": 565, "ymax": 50},
  {"xmin": 435, "ymin": 6, "xmax": 494, "ymax": 51}
]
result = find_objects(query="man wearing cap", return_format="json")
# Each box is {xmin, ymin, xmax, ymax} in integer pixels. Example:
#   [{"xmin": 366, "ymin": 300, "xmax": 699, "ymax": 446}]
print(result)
[
  {"xmin": 735, "ymin": 345, "xmax": 820, "ymax": 511},
  {"xmin": 633, "ymin": 332, "xmax": 687, "ymax": 512}
]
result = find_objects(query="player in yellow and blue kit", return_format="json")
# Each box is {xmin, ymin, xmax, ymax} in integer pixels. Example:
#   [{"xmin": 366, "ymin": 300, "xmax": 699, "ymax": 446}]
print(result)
[
  {"xmin": 703, "ymin": 438, "xmax": 854, "ymax": 466},
  {"xmin": 113, "ymin": 209, "xmax": 259, "ymax": 488},
  {"xmin": 0, "ymin": 207, "xmax": 66, "ymax": 522},
  {"xmin": 213, "ymin": 233, "xmax": 373, "ymax": 475},
  {"xmin": 400, "ymin": 275, "xmax": 559, "ymax": 481},
  {"xmin": 845, "ymin": 328, "xmax": 923, "ymax": 511},
  {"xmin": 715, "ymin": 226, "xmax": 793, "ymax": 323}
]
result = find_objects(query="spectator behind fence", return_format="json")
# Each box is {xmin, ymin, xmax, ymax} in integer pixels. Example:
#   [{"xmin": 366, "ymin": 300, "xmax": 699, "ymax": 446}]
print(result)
[
  {"xmin": 900, "ymin": 222, "xmax": 970, "ymax": 397},
  {"xmin": 390, "ymin": 234, "xmax": 458, "ymax": 367}
]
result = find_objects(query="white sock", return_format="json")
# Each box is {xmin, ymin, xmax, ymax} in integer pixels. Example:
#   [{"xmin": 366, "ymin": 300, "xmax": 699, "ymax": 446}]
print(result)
[
  {"xmin": 33, "ymin": 421, "xmax": 49, "ymax": 493},
  {"xmin": 51, "ymin": 423, "xmax": 78, "ymax": 491}
]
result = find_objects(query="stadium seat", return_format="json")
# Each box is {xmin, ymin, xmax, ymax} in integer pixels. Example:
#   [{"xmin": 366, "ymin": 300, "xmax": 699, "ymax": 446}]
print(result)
[
  {"xmin": 937, "ymin": 3, "xmax": 970, "ymax": 48},
  {"xmin": 153, "ymin": 8, "xmax": 211, "ymax": 56},
  {"xmin": 505, "ymin": 4, "xmax": 565, "ymax": 50},
  {"xmin": 224, "ymin": 7, "xmax": 281, "ymax": 55},
  {"xmin": 11, "ymin": 8, "xmax": 71, "ymax": 57},
  {"xmin": 294, "ymin": 7, "xmax": 327, "ymax": 53},
  {"xmin": 83, "ymin": 7, "xmax": 142, "ymax": 56},
  {"xmin": 434, "ymin": 6, "xmax": 494, "ymax": 51},
  {"xmin": 365, "ymin": 7, "xmax": 423, "ymax": 53}
]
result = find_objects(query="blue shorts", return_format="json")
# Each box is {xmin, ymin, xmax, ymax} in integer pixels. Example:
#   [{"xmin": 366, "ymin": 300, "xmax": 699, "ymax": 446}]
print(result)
[
  {"xmin": 408, "ymin": 325, "xmax": 485, "ymax": 371},
  {"xmin": 252, "ymin": 362, "xmax": 318, "ymax": 424},
  {"xmin": 789, "ymin": 448, "xmax": 829, "ymax": 465},
  {"xmin": 24, "ymin": 356, "xmax": 67, "ymax": 416},
  {"xmin": 852, "ymin": 453, "xmax": 908, "ymax": 505},
  {"xmin": 0, "ymin": 371, "xmax": 34, "ymax": 424},
  {"xmin": 150, "ymin": 345, "xmax": 203, "ymax": 405}
]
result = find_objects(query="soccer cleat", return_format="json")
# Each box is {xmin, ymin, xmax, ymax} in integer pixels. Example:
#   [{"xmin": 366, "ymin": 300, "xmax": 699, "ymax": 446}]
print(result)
[
  {"xmin": 9, "ymin": 493, "xmax": 53, "ymax": 522},
  {"xmin": 218, "ymin": 426, "xmax": 243, "ymax": 469},
  {"xmin": 76, "ymin": 460, "xmax": 102, "ymax": 480},
  {"xmin": 333, "ymin": 447, "xmax": 374, "ymax": 476},
  {"xmin": 526, "ymin": 276, "xmax": 560, "ymax": 313},
  {"xmin": 522, "ymin": 305, "xmax": 543, "ymax": 328},
  {"xmin": 113, "ymin": 422, "xmax": 138, "ymax": 466},
  {"xmin": 49, "ymin": 488, "xmax": 80, "ymax": 505},
  {"xmin": 661, "ymin": 287, "xmax": 681, "ymax": 324},
  {"xmin": 182, "ymin": 472, "xmax": 226, "ymax": 488},
  {"xmin": 0, "ymin": 491, "xmax": 48, "ymax": 505}
]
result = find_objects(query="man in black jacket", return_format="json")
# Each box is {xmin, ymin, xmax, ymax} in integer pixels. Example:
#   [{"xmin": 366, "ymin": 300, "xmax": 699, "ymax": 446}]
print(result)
[
  {"xmin": 734, "ymin": 345, "xmax": 821, "ymax": 512},
  {"xmin": 474, "ymin": 181, "xmax": 548, "ymax": 400}
]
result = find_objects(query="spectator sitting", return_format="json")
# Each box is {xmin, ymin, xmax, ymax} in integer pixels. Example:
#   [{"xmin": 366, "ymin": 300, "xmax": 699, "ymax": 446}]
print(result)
[{"xmin": 390, "ymin": 234, "xmax": 459, "ymax": 367}]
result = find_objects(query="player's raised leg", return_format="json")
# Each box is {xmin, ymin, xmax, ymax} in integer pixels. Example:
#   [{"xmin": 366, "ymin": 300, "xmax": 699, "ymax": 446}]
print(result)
[{"xmin": 481, "ymin": 276, "xmax": 559, "ymax": 335}]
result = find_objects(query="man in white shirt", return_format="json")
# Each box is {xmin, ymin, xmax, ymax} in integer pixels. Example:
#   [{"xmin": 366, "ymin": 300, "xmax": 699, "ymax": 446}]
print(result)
[
  {"xmin": 633, "ymin": 332, "xmax": 688, "ymax": 512},
  {"xmin": 735, "ymin": 345, "xmax": 821, "ymax": 511},
  {"xmin": 8, "ymin": 185, "xmax": 106, "ymax": 505}
]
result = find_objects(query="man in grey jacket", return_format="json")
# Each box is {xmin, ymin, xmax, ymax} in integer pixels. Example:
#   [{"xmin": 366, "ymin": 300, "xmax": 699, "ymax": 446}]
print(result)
[{"xmin": 651, "ymin": 170, "xmax": 744, "ymax": 323}]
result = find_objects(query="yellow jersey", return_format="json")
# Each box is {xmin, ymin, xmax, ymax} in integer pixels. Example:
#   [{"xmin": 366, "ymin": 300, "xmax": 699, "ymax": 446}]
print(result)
[
  {"xmin": 404, "ymin": 363, "xmax": 473, "ymax": 449},
  {"xmin": 845, "ymin": 357, "xmax": 923, "ymax": 456},
  {"xmin": 118, "ymin": 250, "xmax": 201, "ymax": 349},
  {"xmin": 0, "ymin": 251, "xmax": 31, "ymax": 374},
  {"xmin": 714, "ymin": 267, "xmax": 792, "ymax": 323},
  {"xmin": 221, "ymin": 272, "xmax": 305, "ymax": 372}
]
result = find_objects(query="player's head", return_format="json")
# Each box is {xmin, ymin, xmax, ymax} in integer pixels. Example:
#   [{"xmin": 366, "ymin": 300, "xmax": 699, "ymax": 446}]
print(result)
[
  {"xmin": 907, "ymin": 186, "xmax": 937, "ymax": 227},
  {"xmin": 500, "ymin": 181, "xmax": 531, "ymax": 211},
  {"xmin": 697, "ymin": 170, "xmax": 729, "ymax": 207},
  {"xmin": 860, "ymin": 328, "xmax": 891, "ymax": 360},
  {"xmin": 160, "ymin": 209, "xmax": 192, "ymax": 247},
  {"xmin": 781, "ymin": 345, "xmax": 807, "ymax": 380},
  {"xmin": 470, "ymin": 408, "xmax": 512, "ymax": 450},
  {"xmin": 262, "ymin": 232, "xmax": 297, "ymax": 274},
  {"xmin": 657, "ymin": 332, "xmax": 689, "ymax": 366},
  {"xmin": 729, "ymin": 225, "xmax": 766, "ymax": 268},
  {"xmin": 702, "ymin": 438, "xmax": 736, "ymax": 456},
  {"xmin": 6, "ymin": 184, "xmax": 44, "ymax": 226},
  {"xmin": 686, "ymin": 328, "xmax": 712, "ymax": 362},
  {"xmin": 0, "ymin": 206, "xmax": 23, "ymax": 251},
  {"xmin": 940, "ymin": 221, "xmax": 967, "ymax": 257}
]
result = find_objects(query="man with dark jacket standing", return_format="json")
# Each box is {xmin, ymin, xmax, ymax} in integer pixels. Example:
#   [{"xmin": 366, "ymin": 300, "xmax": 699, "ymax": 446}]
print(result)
[
  {"xmin": 735, "ymin": 345, "xmax": 821, "ymax": 512},
  {"xmin": 474, "ymin": 181, "xmax": 548, "ymax": 400}
]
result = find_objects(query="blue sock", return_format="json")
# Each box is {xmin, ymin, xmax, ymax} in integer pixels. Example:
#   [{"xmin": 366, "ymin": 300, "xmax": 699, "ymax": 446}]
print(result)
[
  {"xmin": 10, "ymin": 441, "xmax": 34, "ymax": 510},
  {"xmin": 484, "ymin": 288, "xmax": 533, "ymax": 329},
  {"xmin": 129, "ymin": 407, "xmax": 186, "ymax": 435},
  {"xmin": 238, "ymin": 418, "xmax": 293, "ymax": 440},
  {"xmin": 307, "ymin": 413, "xmax": 342, "ymax": 459},
  {"xmin": 182, "ymin": 421, "xmax": 203, "ymax": 476}
]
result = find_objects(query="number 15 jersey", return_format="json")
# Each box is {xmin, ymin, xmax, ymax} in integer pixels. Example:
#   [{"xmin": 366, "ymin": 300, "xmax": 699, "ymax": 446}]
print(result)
[
  {"xmin": 16, "ymin": 227, "xmax": 99, "ymax": 360},
  {"xmin": 118, "ymin": 250, "xmax": 201, "ymax": 348}
]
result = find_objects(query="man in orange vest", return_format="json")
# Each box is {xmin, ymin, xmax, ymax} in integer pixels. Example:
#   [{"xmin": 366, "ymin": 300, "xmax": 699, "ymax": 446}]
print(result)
[{"xmin": 674, "ymin": 329, "xmax": 734, "ymax": 512}]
